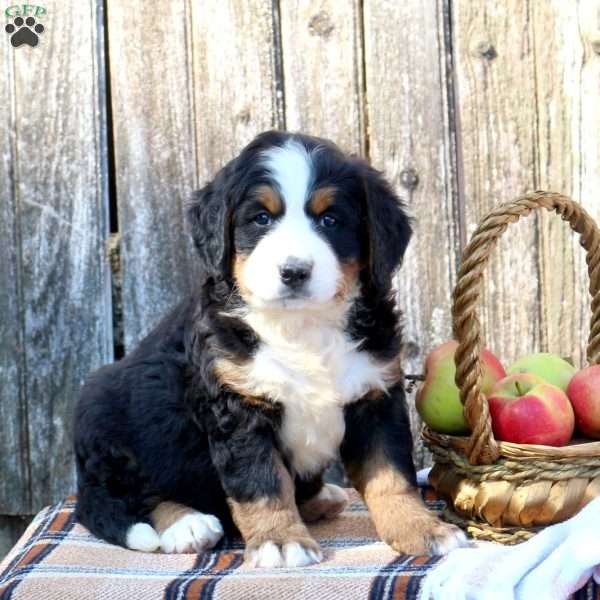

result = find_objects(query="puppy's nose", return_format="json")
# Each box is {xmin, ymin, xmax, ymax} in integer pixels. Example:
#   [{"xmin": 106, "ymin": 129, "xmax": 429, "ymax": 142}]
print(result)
[{"xmin": 279, "ymin": 259, "xmax": 313, "ymax": 288}]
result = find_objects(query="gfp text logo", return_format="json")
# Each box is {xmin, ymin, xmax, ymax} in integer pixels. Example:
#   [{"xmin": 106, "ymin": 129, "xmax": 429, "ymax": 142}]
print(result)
[{"xmin": 5, "ymin": 4, "xmax": 46, "ymax": 47}]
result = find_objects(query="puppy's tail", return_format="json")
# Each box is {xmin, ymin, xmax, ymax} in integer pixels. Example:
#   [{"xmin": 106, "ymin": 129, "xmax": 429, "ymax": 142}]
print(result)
[{"xmin": 75, "ymin": 479, "xmax": 160, "ymax": 551}]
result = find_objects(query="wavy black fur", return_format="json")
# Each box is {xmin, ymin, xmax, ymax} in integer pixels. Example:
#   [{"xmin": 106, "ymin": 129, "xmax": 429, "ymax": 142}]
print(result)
[{"xmin": 74, "ymin": 130, "xmax": 414, "ymax": 548}]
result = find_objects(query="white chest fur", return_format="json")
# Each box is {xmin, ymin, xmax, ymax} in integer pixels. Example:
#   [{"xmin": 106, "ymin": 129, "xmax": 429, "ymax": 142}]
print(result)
[{"xmin": 228, "ymin": 310, "xmax": 393, "ymax": 477}]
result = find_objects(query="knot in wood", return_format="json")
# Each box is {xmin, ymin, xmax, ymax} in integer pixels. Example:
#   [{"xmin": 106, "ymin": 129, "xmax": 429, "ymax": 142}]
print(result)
[
  {"xmin": 308, "ymin": 11, "xmax": 334, "ymax": 39},
  {"xmin": 473, "ymin": 41, "xmax": 497, "ymax": 61},
  {"xmin": 237, "ymin": 109, "xmax": 251, "ymax": 125},
  {"xmin": 399, "ymin": 168, "xmax": 419, "ymax": 191}
]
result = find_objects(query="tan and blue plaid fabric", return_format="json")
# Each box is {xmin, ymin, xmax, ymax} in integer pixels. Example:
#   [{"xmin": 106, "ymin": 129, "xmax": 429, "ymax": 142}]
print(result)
[{"xmin": 1, "ymin": 489, "xmax": 598, "ymax": 599}]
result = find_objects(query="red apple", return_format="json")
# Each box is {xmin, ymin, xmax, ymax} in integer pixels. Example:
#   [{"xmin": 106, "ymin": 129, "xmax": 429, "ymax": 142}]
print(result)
[
  {"xmin": 566, "ymin": 365, "xmax": 600, "ymax": 438},
  {"xmin": 488, "ymin": 373, "xmax": 574, "ymax": 446},
  {"xmin": 416, "ymin": 340, "xmax": 506, "ymax": 434}
]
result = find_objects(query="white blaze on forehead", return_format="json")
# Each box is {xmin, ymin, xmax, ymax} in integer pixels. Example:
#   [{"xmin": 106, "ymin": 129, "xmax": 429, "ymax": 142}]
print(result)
[
  {"xmin": 241, "ymin": 138, "xmax": 341, "ymax": 307},
  {"xmin": 261, "ymin": 139, "xmax": 314, "ymax": 211}
]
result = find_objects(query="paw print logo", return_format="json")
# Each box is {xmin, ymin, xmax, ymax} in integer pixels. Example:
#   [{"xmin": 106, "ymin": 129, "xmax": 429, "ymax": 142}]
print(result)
[{"xmin": 5, "ymin": 16, "xmax": 45, "ymax": 48}]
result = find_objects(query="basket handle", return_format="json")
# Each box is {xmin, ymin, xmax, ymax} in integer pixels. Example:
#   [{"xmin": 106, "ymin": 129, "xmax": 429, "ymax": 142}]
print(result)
[{"xmin": 451, "ymin": 191, "xmax": 600, "ymax": 465}]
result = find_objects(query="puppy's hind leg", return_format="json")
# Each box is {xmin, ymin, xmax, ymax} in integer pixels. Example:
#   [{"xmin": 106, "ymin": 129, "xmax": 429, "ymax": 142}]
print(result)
[
  {"xmin": 151, "ymin": 502, "xmax": 224, "ymax": 554},
  {"xmin": 75, "ymin": 480, "xmax": 160, "ymax": 553}
]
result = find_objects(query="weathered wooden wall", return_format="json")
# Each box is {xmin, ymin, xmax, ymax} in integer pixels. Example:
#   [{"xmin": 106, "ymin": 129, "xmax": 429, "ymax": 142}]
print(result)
[
  {"xmin": 2, "ymin": 0, "xmax": 600, "ymax": 553},
  {"xmin": 363, "ymin": 0, "xmax": 461, "ymax": 466},
  {"xmin": 1, "ymin": 0, "xmax": 111, "ymax": 549}
]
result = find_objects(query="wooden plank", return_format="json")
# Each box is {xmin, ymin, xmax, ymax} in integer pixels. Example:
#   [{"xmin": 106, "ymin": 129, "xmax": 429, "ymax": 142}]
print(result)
[
  {"xmin": 190, "ymin": 0, "xmax": 280, "ymax": 182},
  {"xmin": 451, "ymin": 1, "xmax": 542, "ymax": 366},
  {"xmin": 111, "ymin": 0, "xmax": 280, "ymax": 350},
  {"xmin": 108, "ymin": 1, "xmax": 198, "ymax": 350},
  {"xmin": 279, "ymin": 0, "xmax": 364, "ymax": 153},
  {"xmin": 363, "ymin": 0, "xmax": 460, "ymax": 468},
  {"xmin": 12, "ymin": 1, "xmax": 112, "ymax": 509},
  {"xmin": 0, "ymin": 37, "xmax": 29, "ymax": 514},
  {"xmin": 533, "ymin": 1, "xmax": 600, "ymax": 368}
]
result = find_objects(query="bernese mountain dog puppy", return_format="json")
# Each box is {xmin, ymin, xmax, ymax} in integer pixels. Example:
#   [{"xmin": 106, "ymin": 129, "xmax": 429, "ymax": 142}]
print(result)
[{"xmin": 74, "ymin": 131, "xmax": 467, "ymax": 567}]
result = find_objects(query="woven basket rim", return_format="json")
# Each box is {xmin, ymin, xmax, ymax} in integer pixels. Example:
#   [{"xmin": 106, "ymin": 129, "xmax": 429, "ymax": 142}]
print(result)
[
  {"xmin": 441, "ymin": 508, "xmax": 538, "ymax": 544},
  {"xmin": 422, "ymin": 425, "xmax": 600, "ymax": 460}
]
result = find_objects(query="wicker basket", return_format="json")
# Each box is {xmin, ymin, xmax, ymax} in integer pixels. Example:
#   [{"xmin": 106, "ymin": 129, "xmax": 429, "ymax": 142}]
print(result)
[{"xmin": 422, "ymin": 191, "xmax": 600, "ymax": 544}]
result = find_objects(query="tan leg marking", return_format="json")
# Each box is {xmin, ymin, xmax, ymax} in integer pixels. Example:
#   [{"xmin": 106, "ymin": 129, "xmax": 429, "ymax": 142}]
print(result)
[
  {"xmin": 349, "ymin": 450, "xmax": 467, "ymax": 555},
  {"xmin": 228, "ymin": 454, "xmax": 322, "ymax": 566}
]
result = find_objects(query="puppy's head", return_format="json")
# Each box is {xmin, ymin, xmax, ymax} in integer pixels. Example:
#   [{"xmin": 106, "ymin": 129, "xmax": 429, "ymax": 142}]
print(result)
[{"xmin": 187, "ymin": 131, "xmax": 411, "ymax": 310}]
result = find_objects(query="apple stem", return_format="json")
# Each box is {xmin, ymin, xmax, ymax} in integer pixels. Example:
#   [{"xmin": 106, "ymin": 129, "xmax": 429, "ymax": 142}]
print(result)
[{"xmin": 515, "ymin": 381, "xmax": 524, "ymax": 396}]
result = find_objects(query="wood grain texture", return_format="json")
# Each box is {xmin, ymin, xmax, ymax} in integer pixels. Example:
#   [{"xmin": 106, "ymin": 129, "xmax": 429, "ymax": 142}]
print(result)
[
  {"xmin": 279, "ymin": 0, "xmax": 364, "ymax": 153},
  {"xmin": 108, "ymin": 1, "xmax": 198, "ymax": 350},
  {"xmin": 533, "ymin": 1, "xmax": 600, "ymax": 368},
  {"xmin": 111, "ymin": 0, "xmax": 280, "ymax": 350},
  {"xmin": 451, "ymin": 0, "xmax": 542, "ymax": 365},
  {"xmin": 363, "ymin": 0, "xmax": 460, "ymax": 468},
  {"xmin": 3, "ymin": 0, "xmax": 599, "ymax": 517},
  {"xmin": 190, "ymin": 0, "xmax": 280, "ymax": 183},
  {"xmin": 0, "ymin": 35, "xmax": 29, "ymax": 514},
  {"xmin": 8, "ymin": 1, "xmax": 112, "ymax": 510}
]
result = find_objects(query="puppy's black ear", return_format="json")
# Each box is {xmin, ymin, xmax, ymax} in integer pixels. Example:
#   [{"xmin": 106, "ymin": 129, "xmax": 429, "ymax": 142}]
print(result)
[
  {"xmin": 363, "ymin": 166, "xmax": 412, "ymax": 294},
  {"xmin": 187, "ymin": 179, "xmax": 231, "ymax": 278}
]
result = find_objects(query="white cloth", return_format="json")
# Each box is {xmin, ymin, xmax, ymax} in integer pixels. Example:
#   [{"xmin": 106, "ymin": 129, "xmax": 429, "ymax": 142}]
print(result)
[
  {"xmin": 416, "ymin": 467, "xmax": 432, "ymax": 487},
  {"xmin": 418, "ymin": 478, "xmax": 600, "ymax": 600}
]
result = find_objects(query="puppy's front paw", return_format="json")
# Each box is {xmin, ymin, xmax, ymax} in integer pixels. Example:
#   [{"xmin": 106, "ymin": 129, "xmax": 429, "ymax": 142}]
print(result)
[
  {"xmin": 247, "ymin": 537, "xmax": 322, "ymax": 568},
  {"xmin": 425, "ymin": 521, "xmax": 469, "ymax": 556},
  {"xmin": 388, "ymin": 517, "xmax": 469, "ymax": 556},
  {"xmin": 160, "ymin": 512, "xmax": 224, "ymax": 554},
  {"xmin": 299, "ymin": 483, "xmax": 349, "ymax": 523}
]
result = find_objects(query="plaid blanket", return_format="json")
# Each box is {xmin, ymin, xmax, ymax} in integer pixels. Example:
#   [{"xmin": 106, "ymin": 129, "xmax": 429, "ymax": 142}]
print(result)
[{"xmin": 1, "ymin": 489, "xmax": 598, "ymax": 599}]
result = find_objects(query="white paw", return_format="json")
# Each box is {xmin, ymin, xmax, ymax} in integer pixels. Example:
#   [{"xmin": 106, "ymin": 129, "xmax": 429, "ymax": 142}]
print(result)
[
  {"xmin": 299, "ymin": 483, "xmax": 349, "ymax": 522},
  {"xmin": 429, "ymin": 525, "xmax": 470, "ymax": 556},
  {"xmin": 160, "ymin": 512, "xmax": 224, "ymax": 554},
  {"xmin": 126, "ymin": 522, "xmax": 161, "ymax": 552},
  {"xmin": 249, "ymin": 540, "xmax": 322, "ymax": 568},
  {"xmin": 319, "ymin": 484, "xmax": 349, "ymax": 512}
]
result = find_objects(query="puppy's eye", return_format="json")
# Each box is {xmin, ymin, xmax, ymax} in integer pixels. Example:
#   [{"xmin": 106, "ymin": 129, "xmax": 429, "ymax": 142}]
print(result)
[
  {"xmin": 254, "ymin": 212, "xmax": 272, "ymax": 226},
  {"xmin": 319, "ymin": 214, "xmax": 338, "ymax": 228}
]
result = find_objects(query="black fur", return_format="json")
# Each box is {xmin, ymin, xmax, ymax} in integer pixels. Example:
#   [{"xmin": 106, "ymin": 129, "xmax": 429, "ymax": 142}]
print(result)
[
  {"xmin": 362, "ymin": 163, "xmax": 413, "ymax": 296},
  {"xmin": 74, "ymin": 130, "xmax": 413, "ymax": 549},
  {"xmin": 341, "ymin": 385, "xmax": 417, "ymax": 489}
]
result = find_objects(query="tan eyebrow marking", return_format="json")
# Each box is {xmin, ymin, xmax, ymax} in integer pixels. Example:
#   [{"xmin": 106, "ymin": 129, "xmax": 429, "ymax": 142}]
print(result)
[
  {"xmin": 309, "ymin": 186, "xmax": 337, "ymax": 215},
  {"xmin": 256, "ymin": 185, "xmax": 283, "ymax": 214}
]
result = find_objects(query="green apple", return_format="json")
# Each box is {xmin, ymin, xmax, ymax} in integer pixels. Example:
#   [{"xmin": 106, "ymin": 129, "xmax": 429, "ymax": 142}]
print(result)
[
  {"xmin": 416, "ymin": 340, "xmax": 506, "ymax": 434},
  {"xmin": 507, "ymin": 352, "xmax": 576, "ymax": 392}
]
